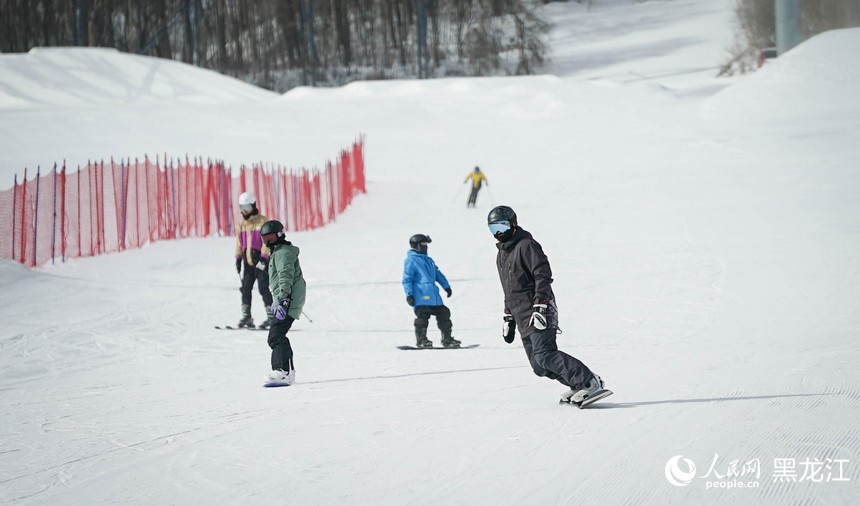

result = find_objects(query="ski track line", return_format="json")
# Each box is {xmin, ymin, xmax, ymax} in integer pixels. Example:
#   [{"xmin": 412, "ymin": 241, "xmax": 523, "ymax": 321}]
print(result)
[{"xmin": 0, "ymin": 428, "xmax": 201, "ymax": 487}]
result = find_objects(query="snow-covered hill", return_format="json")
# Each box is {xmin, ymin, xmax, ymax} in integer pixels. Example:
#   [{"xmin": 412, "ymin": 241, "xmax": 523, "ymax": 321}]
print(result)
[{"xmin": 1, "ymin": 1, "xmax": 859, "ymax": 504}]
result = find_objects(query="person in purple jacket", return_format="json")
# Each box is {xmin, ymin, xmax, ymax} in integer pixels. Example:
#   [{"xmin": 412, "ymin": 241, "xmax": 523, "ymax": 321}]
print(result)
[
  {"xmin": 234, "ymin": 192, "xmax": 274, "ymax": 329},
  {"xmin": 402, "ymin": 234, "xmax": 461, "ymax": 348}
]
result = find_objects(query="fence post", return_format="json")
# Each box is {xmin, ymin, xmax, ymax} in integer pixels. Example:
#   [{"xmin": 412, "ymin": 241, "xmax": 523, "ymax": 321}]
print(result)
[
  {"xmin": 97, "ymin": 161, "xmax": 104, "ymax": 255},
  {"xmin": 77, "ymin": 165, "xmax": 81, "ymax": 257},
  {"xmin": 12, "ymin": 174, "xmax": 18, "ymax": 261},
  {"xmin": 184, "ymin": 156, "xmax": 191, "ymax": 237},
  {"xmin": 51, "ymin": 163, "xmax": 57, "ymax": 265},
  {"xmin": 60, "ymin": 162, "xmax": 67, "ymax": 262},
  {"xmin": 119, "ymin": 158, "xmax": 126, "ymax": 251},
  {"xmin": 223, "ymin": 163, "xmax": 230, "ymax": 236},
  {"xmin": 201, "ymin": 159, "xmax": 207, "ymax": 236},
  {"xmin": 135, "ymin": 158, "xmax": 141, "ymax": 248},
  {"xmin": 86, "ymin": 162, "xmax": 92, "ymax": 255},
  {"xmin": 273, "ymin": 167, "xmax": 282, "ymax": 224},
  {"xmin": 134, "ymin": 158, "xmax": 141, "ymax": 248},
  {"xmin": 20, "ymin": 168, "xmax": 27, "ymax": 263},
  {"xmin": 145, "ymin": 156, "xmax": 153, "ymax": 244},
  {"xmin": 226, "ymin": 166, "xmax": 234, "ymax": 236},
  {"xmin": 170, "ymin": 159, "xmax": 178, "ymax": 239},
  {"xmin": 32, "ymin": 166, "xmax": 41, "ymax": 267},
  {"xmin": 210, "ymin": 160, "xmax": 219, "ymax": 236}
]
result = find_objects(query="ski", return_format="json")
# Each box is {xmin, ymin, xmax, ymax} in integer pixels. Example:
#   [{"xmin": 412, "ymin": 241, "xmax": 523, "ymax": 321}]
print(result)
[
  {"xmin": 560, "ymin": 388, "xmax": 614, "ymax": 409},
  {"xmin": 214, "ymin": 325, "xmax": 267, "ymax": 331},
  {"xmin": 396, "ymin": 344, "xmax": 480, "ymax": 350}
]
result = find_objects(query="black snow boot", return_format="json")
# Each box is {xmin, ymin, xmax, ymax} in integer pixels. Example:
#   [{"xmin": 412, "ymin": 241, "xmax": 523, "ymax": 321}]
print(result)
[
  {"xmin": 237, "ymin": 304, "xmax": 255, "ymax": 328},
  {"xmin": 416, "ymin": 328, "xmax": 433, "ymax": 348},
  {"xmin": 440, "ymin": 330, "xmax": 461, "ymax": 348}
]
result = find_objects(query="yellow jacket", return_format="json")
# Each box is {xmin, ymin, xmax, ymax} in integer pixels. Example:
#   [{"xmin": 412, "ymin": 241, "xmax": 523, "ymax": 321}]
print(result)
[{"xmin": 464, "ymin": 171, "xmax": 488, "ymax": 189}]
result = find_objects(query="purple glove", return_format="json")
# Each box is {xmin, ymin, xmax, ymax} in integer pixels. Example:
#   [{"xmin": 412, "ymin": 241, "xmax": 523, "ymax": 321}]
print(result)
[{"xmin": 271, "ymin": 297, "xmax": 291, "ymax": 320}]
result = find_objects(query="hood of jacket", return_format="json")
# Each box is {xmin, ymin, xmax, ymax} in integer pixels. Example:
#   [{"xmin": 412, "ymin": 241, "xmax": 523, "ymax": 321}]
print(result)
[{"xmin": 496, "ymin": 227, "xmax": 531, "ymax": 252}]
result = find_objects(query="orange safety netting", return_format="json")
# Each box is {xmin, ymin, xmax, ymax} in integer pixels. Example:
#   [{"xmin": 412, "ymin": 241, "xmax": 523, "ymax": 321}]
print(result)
[{"xmin": 0, "ymin": 137, "xmax": 366, "ymax": 267}]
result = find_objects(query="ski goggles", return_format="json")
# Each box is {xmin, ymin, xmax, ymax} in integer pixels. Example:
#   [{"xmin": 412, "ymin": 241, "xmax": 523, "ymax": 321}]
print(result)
[
  {"xmin": 239, "ymin": 203, "xmax": 254, "ymax": 212},
  {"xmin": 488, "ymin": 221, "xmax": 511, "ymax": 235}
]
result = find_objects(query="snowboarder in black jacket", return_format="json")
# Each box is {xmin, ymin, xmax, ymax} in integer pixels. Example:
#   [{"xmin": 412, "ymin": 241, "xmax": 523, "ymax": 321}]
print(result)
[{"xmin": 488, "ymin": 205, "xmax": 608, "ymax": 404}]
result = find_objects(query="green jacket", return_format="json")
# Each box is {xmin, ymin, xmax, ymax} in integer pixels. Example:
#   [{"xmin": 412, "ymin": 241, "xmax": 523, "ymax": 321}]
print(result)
[{"xmin": 268, "ymin": 241, "xmax": 306, "ymax": 320}]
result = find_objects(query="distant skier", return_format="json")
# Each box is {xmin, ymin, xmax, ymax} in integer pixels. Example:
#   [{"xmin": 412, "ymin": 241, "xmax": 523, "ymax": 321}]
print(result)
[
  {"xmin": 260, "ymin": 219, "xmax": 306, "ymax": 385},
  {"xmin": 402, "ymin": 234, "xmax": 461, "ymax": 348},
  {"xmin": 463, "ymin": 166, "xmax": 489, "ymax": 208},
  {"xmin": 234, "ymin": 192, "xmax": 275, "ymax": 329},
  {"xmin": 487, "ymin": 205, "xmax": 610, "ymax": 406}
]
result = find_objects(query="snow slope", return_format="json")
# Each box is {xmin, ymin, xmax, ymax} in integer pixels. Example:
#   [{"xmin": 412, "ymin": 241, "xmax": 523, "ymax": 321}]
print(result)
[{"xmin": 2, "ymin": 1, "xmax": 860, "ymax": 505}]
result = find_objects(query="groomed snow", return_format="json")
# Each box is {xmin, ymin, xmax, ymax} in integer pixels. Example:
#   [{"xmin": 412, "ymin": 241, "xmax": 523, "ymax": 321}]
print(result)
[{"xmin": 1, "ymin": 0, "xmax": 859, "ymax": 504}]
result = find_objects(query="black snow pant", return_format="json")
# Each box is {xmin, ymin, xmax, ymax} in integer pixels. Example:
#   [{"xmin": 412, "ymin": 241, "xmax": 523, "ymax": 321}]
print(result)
[
  {"xmin": 414, "ymin": 305, "xmax": 452, "ymax": 337},
  {"xmin": 267, "ymin": 316, "xmax": 295, "ymax": 371},
  {"xmin": 467, "ymin": 186, "xmax": 481, "ymax": 207},
  {"xmin": 241, "ymin": 262, "xmax": 273, "ymax": 308},
  {"xmin": 521, "ymin": 328, "xmax": 593, "ymax": 390}
]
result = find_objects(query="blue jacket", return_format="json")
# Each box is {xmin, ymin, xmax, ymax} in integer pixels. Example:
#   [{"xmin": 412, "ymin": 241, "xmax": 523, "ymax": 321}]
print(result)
[{"xmin": 402, "ymin": 250, "xmax": 450, "ymax": 307}]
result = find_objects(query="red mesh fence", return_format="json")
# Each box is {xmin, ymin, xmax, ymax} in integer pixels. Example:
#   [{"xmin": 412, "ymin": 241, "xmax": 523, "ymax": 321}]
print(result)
[{"xmin": 0, "ymin": 137, "xmax": 366, "ymax": 267}]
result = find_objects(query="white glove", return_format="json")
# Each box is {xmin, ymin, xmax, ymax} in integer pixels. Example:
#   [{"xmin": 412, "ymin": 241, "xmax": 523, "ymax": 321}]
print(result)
[
  {"xmin": 529, "ymin": 303, "xmax": 548, "ymax": 330},
  {"xmin": 502, "ymin": 310, "xmax": 516, "ymax": 343}
]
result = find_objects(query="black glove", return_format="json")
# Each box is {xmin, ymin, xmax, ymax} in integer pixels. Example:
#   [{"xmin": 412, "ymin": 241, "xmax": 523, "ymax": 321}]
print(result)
[
  {"xmin": 445, "ymin": 287, "xmax": 452, "ymax": 298},
  {"xmin": 529, "ymin": 302, "xmax": 548, "ymax": 330},
  {"xmin": 255, "ymin": 257, "xmax": 269, "ymax": 271},
  {"xmin": 406, "ymin": 295, "xmax": 415, "ymax": 306},
  {"xmin": 235, "ymin": 257, "xmax": 242, "ymax": 274},
  {"xmin": 502, "ymin": 309, "xmax": 516, "ymax": 343}
]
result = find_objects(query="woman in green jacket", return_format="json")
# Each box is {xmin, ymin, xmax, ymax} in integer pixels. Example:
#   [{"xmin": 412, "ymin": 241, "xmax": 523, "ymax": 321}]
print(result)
[{"xmin": 260, "ymin": 219, "xmax": 306, "ymax": 385}]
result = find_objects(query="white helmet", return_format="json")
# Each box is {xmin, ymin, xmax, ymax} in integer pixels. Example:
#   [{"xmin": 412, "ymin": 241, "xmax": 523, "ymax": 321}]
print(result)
[{"xmin": 238, "ymin": 192, "xmax": 256, "ymax": 207}]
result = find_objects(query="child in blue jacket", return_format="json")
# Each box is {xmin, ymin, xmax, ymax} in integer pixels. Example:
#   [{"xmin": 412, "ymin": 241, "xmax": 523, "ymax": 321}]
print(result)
[{"xmin": 402, "ymin": 234, "xmax": 461, "ymax": 348}]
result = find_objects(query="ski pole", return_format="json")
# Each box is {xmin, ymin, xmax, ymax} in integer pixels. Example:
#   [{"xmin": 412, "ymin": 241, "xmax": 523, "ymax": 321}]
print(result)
[
  {"xmin": 451, "ymin": 183, "xmax": 466, "ymax": 203},
  {"xmin": 302, "ymin": 310, "xmax": 314, "ymax": 323}
]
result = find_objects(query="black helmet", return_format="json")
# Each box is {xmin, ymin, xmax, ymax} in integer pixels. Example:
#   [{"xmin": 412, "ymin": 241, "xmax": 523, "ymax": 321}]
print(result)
[
  {"xmin": 260, "ymin": 220, "xmax": 285, "ymax": 246},
  {"xmin": 487, "ymin": 206, "xmax": 517, "ymax": 241},
  {"xmin": 487, "ymin": 206, "xmax": 517, "ymax": 227},
  {"xmin": 409, "ymin": 234, "xmax": 432, "ymax": 250},
  {"xmin": 260, "ymin": 220, "xmax": 284, "ymax": 236}
]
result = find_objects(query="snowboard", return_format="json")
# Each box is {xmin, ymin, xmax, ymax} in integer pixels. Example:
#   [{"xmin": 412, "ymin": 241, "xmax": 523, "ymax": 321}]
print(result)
[
  {"xmin": 396, "ymin": 344, "xmax": 480, "ymax": 350},
  {"xmin": 560, "ymin": 388, "xmax": 614, "ymax": 409},
  {"xmin": 263, "ymin": 380, "xmax": 292, "ymax": 388}
]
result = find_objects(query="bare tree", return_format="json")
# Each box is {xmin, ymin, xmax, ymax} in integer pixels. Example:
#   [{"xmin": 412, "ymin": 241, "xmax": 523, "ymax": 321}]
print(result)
[{"xmin": 1, "ymin": 0, "xmax": 552, "ymax": 91}]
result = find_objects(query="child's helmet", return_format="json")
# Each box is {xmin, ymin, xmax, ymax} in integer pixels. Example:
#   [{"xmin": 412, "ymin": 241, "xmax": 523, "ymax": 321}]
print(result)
[
  {"xmin": 409, "ymin": 234, "xmax": 432, "ymax": 250},
  {"xmin": 261, "ymin": 220, "xmax": 284, "ymax": 237}
]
